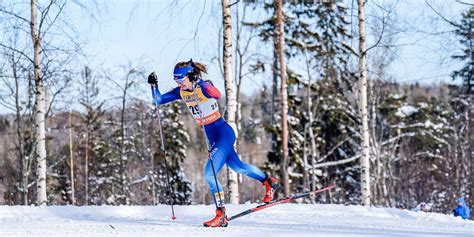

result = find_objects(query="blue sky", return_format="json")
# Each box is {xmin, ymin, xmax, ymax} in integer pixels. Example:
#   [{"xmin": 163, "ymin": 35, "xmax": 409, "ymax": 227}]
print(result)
[
  {"xmin": 0, "ymin": 0, "xmax": 471, "ymax": 114},
  {"xmin": 72, "ymin": 0, "xmax": 468, "ymax": 91}
]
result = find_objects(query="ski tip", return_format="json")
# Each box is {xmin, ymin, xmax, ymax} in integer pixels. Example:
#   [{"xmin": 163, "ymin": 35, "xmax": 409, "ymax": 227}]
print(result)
[{"xmin": 172, "ymin": 216, "xmax": 177, "ymax": 221}]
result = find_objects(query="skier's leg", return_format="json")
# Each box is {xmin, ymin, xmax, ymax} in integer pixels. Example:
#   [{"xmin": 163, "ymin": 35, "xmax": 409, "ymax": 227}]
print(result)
[
  {"xmin": 227, "ymin": 149, "xmax": 280, "ymax": 203},
  {"xmin": 204, "ymin": 140, "xmax": 233, "ymax": 206},
  {"xmin": 202, "ymin": 127, "xmax": 235, "ymax": 227},
  {"xmin": 226, "ymin": 149, "xmax": 266, "ymax": 182}
]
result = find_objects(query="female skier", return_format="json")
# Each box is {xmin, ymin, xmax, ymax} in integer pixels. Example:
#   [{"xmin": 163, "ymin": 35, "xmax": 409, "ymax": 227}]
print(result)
[{"xmin": 148, "ymin": 60, "xmax": 280, "ymax": 227}]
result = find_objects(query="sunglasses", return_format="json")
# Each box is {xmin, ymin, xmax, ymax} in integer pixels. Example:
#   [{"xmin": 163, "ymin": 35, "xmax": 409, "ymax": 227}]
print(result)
[{"xmin": 174, "ymin": 76, "xmax": 188, "ymax": 84}]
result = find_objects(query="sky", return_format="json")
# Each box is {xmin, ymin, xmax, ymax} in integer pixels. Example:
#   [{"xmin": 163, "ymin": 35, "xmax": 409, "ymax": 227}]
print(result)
[
  {"xmin": 0, "ymin": 0, "xmax": 471, "ymax": 114},
  {"xmin": 71, "ymin": 0, "xmax": 469, "ymax": 91}
]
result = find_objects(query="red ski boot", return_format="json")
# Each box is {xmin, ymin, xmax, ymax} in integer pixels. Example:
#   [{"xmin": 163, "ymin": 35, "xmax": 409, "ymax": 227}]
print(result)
[
  {"xmin": 203, "ymin": 207, "xmax": 228, "ymax": 227},
  {"xmin": 262, "ymin": 175, "xmax": 280, "ymax": 203}
]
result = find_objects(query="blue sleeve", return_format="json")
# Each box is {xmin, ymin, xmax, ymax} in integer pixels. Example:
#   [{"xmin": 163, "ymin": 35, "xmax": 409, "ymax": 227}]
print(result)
[{"xmin": 153, "ymin": 86, "xmax": 181, "ymax": 105}]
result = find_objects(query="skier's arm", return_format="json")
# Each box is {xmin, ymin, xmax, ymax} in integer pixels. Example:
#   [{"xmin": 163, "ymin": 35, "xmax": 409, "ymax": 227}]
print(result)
[
  {"xmin": 198, "ymin": 80, "xmax": 221, "ymax": 99},
  {"xmin": 154, "ymin": 86, "xmax": 181, "ymax": 105}
]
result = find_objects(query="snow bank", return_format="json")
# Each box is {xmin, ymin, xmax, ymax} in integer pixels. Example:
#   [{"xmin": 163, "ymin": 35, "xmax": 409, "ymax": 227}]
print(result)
[{"xmin": 0, "ymin": 204, "xmax": 472, "ymax": 237}]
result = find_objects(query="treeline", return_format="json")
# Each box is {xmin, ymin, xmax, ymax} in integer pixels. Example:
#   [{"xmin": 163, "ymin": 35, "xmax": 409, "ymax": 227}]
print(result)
[
  {"xmin": 0, "ymin": 76, "xmax": 470, "ymax": 215},
  {"xmin": 0, "ymin": 67, "xmax": 194, "ymax": 206}
]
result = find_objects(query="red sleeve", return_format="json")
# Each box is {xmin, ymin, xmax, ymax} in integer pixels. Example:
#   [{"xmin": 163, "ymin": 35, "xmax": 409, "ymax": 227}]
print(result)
[{"xmin": 200, "ymin": 80, "xmax": 221, "ymax": 99}]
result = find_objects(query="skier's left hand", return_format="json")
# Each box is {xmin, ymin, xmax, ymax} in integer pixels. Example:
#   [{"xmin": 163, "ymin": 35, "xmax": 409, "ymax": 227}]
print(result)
[{"xmin": 148, "ymin": 72, "xmax": 158, "ymax": 85}]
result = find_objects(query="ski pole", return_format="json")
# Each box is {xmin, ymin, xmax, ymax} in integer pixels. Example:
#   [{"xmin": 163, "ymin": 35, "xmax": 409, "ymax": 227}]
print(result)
[
  {"xmin": 149, "ymin": 74, "xmax": 177, "ymax": 221},
  {"xmin": 192, "ymin": 82, "xmax": 225, "ymax": 209}
]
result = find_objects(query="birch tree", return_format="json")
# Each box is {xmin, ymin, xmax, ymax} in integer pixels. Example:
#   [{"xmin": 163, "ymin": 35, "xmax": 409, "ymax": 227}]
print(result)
[
  {"xmin": 29, "ymin": 0, "xmax": 47, "ymax": 205},
  {"xmin": 1, "ymin": 0, "xmax": 94, "ymax": 205},
  {"xmin": 0, "ymin": 44, "xmax": 35, "ymax": 205},
  {"xmin": 221, "ymin": 0, "xmax": 239, "ymax": 204},
  {"xmin": 358, "ymin": 0, "xmax": 371, "ymax": 206}
]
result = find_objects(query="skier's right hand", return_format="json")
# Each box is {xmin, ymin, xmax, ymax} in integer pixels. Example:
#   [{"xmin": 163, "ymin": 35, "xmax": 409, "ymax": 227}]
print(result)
[{"xmin": 148, "ymin": 72, "xmax": 158, "ymax": 85}]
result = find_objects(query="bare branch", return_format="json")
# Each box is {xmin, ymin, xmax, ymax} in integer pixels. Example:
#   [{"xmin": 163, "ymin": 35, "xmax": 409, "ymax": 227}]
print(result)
[
  {"xmin": 425, "ymin": 0, "xmax": 460, "ymax": 28},
  {"xmin": 40, "ymin": 0, "xmax": 68, "ymax": 40},
  {"xmin": 317, "ymin": 137, "xmax": 350, "ymax": 163},
  {"xmin": 455, "ymin": 0, "xmax": 474, "ymax": 6},
  {"xmin": 313, "ymin": 154, "xmax": 361, "ymax": 169},
  {"xmin": 38, "ymin": 0, "xmax": 56, "ymax": 36},
  {"xmin": 0, "ymin": 7, "xmax": 29, "ymax": 23},
  {"xmin": 0, "ymin": 43, "xmax": 34, "ymax": 63}
]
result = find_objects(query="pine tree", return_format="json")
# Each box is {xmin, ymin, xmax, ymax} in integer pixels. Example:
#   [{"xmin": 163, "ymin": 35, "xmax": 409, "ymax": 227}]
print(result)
[
  {"xmin": 261, "ymin": 2, "xmax": 358, "ymax": 202},
  {"xmin": 76, "ymin": 67, "xmax": 110, "ymax": 205},
  {"xmin": 450, "ymin": 6, "xmax": 473, "ymax": 210},
  {"xmin": 152, "ymin": 102, "xmax": 192, "ymax": 205},
  {"xmin": 452, "ymin": 7, "xmax": 474, "ymax": 95},
  {"xmin": 47, "ymin": 141, "xmax": 74, "ymax": 205}
]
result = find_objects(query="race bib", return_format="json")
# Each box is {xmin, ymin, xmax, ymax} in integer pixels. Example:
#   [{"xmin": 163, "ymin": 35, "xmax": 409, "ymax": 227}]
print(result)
[{"xmin": 180, "ymin": 86, "xmax": 221, "ymax": 125}]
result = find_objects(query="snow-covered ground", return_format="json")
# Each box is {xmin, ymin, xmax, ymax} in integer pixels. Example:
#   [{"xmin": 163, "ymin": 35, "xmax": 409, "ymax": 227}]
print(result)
[{"xmin": 0, "ymin": 204, "xmax": 472, "ymax": 237}]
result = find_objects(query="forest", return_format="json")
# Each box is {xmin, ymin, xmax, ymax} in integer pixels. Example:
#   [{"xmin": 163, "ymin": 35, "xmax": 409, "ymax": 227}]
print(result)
[{"xmin": 0, "ymin": 0, "xmax": 472, "ymax": 218}]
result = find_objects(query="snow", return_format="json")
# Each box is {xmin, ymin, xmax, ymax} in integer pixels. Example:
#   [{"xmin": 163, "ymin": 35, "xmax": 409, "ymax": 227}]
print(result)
[
  {"xmin": 0, "ymin": 204, "xmax": 472, "ymax": 237},
  {"xmin": 424, "ymin": 120, "xmax": 444, "ymax": 130},
  {"xmin": 390, "ymin": 93, "xmax": 404, "ymax": 100},
  {"xmin": 395, "ymin": 105, "xmax": 419, "ymax": 117}
]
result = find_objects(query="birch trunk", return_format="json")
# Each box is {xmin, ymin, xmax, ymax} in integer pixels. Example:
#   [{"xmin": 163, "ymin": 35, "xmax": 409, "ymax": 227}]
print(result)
[
  {"xmin": 276, "ymin": 0, "xmax": 290, "ymax": 196},
  {"xmin": 302, "ymin": 50, "xmax": 312, "ymax": 196},
  {"xmin": 358, "ymin": 0, "xmax": 371, "ymax": 206},
  {"xmin": 221, "ymin": 0, "xmax": 239, "ymax": 204},
  {"xmin": 85, "ymin": 129, "xmax": 89, "ymax": 205},
  {"xmin": 31, "ymin": 0, "xmax": 47, "ymax": 206},
  {"xmin": 68, "ymin": 112, "xmax": 75, "ymax": 205}
]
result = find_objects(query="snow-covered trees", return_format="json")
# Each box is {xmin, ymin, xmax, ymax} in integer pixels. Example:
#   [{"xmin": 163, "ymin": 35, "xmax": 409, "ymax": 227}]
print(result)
[
  {"xmin": 254, "ymin": 1, "xmax": 360, "ymax": 202},
  {"xmin": 450, "ymin": 7, "xmax": 473, "ymax": 210},
  {"xmin": 452, "ymin": 7, "xmax": 473, "ymax": 95},
  {"xmin": 154, "ymin": 102, "xmax": 193, "ymax": 205}
]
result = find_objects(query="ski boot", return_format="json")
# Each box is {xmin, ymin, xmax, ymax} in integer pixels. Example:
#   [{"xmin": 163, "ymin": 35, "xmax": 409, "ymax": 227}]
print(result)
[
  {"xmin": 203, "ymin": 207, "xmax": 228, "ymax": 227},
  {"xmin": 262, "ymin": 175, "xmax": 280, "ymax": 203}
]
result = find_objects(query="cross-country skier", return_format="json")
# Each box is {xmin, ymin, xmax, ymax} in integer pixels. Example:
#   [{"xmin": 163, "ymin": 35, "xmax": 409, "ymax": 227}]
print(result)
[{"xmin": 148, "ymin": 59, "xmax": 280, "ymax": 227}]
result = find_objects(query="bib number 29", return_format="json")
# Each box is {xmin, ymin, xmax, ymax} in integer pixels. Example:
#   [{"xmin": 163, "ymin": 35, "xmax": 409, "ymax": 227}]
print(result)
[{"xmin": 189, "ymin": 105, "xmax": 200, "ymax": 115}]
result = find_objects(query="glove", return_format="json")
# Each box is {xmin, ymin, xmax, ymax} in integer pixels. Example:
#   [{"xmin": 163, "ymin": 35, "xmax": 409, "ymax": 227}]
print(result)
[{"xmin": 148, "ymin": 72, "xmax": 158, "ymax": 84}]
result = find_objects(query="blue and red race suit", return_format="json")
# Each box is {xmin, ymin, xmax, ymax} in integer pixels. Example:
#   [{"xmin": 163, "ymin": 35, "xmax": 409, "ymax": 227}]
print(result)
[{"xmin": 153, "ymin": 79, "xmax": 266, "ymax": 205}]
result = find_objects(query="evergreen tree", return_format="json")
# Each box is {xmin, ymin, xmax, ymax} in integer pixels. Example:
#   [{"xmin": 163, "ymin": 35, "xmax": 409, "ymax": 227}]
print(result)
[
  {"xmin": 76, "ymin": 67, "xmax": 110, "ymax": 205},
  {"xmin": 47, "ymin": 142, "xmax": 73, "ymax": 205},
  {"xmin": 449, "ymin": 6, "xmax": 473, "ymax": 210},
  {"xmin": 452, "ymin": 7, "xmax": 473, "ymax": 95},
  {"xmin": 152, "ymin": 102, "xmax": 192, "ymax": 205},
  {"xmin": 259, "ymin": 2, "xmax": 358, "ymax": 202}
]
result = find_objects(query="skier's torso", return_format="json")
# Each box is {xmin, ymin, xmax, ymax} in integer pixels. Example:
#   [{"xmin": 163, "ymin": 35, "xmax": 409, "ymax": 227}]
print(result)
[{"xmin": 180, "ymin": 84, "xmax": 222, "ymax": 126}]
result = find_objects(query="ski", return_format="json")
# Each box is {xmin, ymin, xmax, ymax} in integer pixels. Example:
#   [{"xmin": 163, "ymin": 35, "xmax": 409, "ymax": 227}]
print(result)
[{"xmin": 227, "ymin": 183, "xmax": 337, "ymax": 222}]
